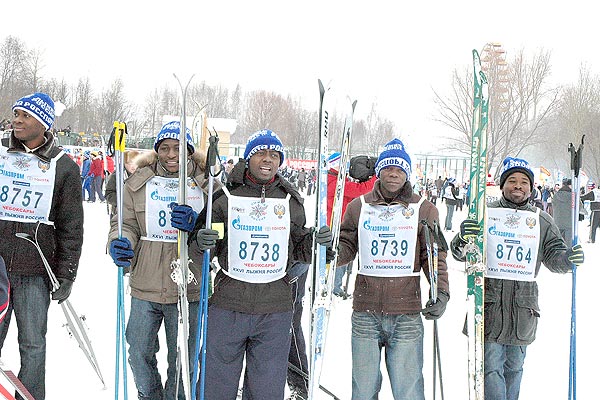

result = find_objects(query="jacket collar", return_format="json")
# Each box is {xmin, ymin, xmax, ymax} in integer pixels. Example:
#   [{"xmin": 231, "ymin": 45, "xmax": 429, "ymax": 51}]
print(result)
[{"xmin": 7, "ymin": 131, "xmax": 57, "ymax": 162}]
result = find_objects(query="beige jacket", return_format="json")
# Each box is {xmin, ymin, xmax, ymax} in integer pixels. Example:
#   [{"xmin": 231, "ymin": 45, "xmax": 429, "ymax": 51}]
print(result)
[{"xmin": 107, "ymin": 151, "xmax": 208, "ymax": 304}]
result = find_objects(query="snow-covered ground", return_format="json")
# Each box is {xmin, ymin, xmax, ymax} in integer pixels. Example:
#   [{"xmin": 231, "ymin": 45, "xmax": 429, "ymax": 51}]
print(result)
[{"xmin": 0, "ymin": 192, "xmax": 595, "ymax": 399}]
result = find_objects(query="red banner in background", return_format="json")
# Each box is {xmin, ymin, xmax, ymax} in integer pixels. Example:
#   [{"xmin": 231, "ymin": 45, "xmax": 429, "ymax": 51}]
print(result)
[{"xmin": 284, "ymin": 159, "xmax": 318, "ymax": 170}]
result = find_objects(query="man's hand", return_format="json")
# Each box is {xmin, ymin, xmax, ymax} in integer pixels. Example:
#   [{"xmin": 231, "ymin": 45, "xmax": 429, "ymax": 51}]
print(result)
[{"xmin": 52, "ymin": 278, "xmax": 73, "ymax": 304}]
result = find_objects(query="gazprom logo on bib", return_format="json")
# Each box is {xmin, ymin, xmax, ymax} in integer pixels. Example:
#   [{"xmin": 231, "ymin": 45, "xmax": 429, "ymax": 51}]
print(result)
[
  {"xmin": 232, "ymin": 216, "xmax": 262, "ymax": 231},
  {"xmin": 150, "ymin": 189, "xmax": 176, "ymax": 203},
  {"xmin": 363, "ymin": 218, "xmax": 389, "ymax": 231}
]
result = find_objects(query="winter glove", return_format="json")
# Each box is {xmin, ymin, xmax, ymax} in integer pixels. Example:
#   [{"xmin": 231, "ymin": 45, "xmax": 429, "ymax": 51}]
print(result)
[
  {"xmin": 109, "ymin": 237, "xmax": 134, "ymax": 268},
  {"xmin": 459, "ymin": 219, "xmax": 481, "ymax": 242},
  {"xmin": 195, "ymin": 229, "xmax": 219, "ymax": 251},
  {"xmin": 315, "ymin": 226, "xmax": 333, "ymax": 247},
  {"xmin": 326, "ymin": 247, "xmax": 336, "ymax": 263},
  {"xmin": 169, "ymin": 203, "xmax": 198, "ymax": 232},
  {"xmin": 566, "ymin": 244, "xmax": 584, "ymax": 266},
  {"xmin": 52, "ymin": 278, "xmax": 73, "ymax": 304},
  {"xmin": 421, "ymin": 291, "xmax": 450, "ymax": 320}
]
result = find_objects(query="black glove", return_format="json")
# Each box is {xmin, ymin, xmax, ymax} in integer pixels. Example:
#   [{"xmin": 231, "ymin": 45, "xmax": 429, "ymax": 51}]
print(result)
[
  {"xmin": 52, "ymin": 278, "xmax": 73, "ymax": 304},
  {"xmin": 566, "ymin": 244, "xmax": 584, "ymax": 266},
  {"xmin": 326, "ymin": 247, "xmax": 336, "ymax": 263},
  {"xmin": 421, "ymin": 292, "xmax": 450, "ymax": 320},
  {"xmin": 109, "ymin": 237, "xmax": 135, "ymax": 268},
  {"xmin": 170, "ymin": 203, "xmax": 198, "ymax": 232},
  {"xmin": 459, "ymin": 219, "xmax": 480, "ymax": 242},
  {"xmin": 196, "ymin": 229, "xmax": 219, "ymax": 251},
  {"xmin": 315, "ymin": 226, "xmax": 333, "ymax": 247}
]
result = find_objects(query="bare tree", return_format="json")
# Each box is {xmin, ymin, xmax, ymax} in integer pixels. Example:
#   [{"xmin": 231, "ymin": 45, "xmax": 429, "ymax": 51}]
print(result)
[
  {"xmin": 0, "ymin": 36, "xmax": 28, "ymax": 112},
  {"xmin": 433, "ymin": 47, "xmax": 559, "ymax": 174}
]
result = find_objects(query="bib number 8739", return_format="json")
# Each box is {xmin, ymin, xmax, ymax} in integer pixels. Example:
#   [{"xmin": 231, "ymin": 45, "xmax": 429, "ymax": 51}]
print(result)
[
  {"xmin": 371, "ymin": 239, "xmax": 408, "ymax": 257},
  {"xmin": 239, "ymin": 241, "xmax": 280, "ymax": 262}
]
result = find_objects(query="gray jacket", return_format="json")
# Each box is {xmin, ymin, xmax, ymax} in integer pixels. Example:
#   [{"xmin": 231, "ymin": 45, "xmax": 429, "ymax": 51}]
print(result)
[{"xmin": 451, "ymin": 195, "xmax": 571, "ymax": 345}]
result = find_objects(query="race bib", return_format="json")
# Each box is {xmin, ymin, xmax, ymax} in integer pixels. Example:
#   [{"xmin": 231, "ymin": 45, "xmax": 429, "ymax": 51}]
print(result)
[
  {"xmin": 145, "ymin": 176, "xmax": 204, "ymax": 242},
  {"xmin": 0, "ymin": 146, "xmax": 59, "ymax": 224},
  {"xmin": 225, "ymin": 188, "xmax": 290, "ymax": 283},
  {"xmin": 486, "ymin": 208, "xmax": 540, "ymax": 281},
  {"xmin": 357, "ymin": 197, "xmax": 424, "ymax": 277}
]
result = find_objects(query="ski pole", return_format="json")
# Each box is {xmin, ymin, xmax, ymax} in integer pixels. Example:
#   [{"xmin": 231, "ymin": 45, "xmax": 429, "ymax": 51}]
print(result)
[
  {"xmin": 287, "ymin": 362, "xmax": 341, "ymax": 400},
  {"xmin": 15, "ymin": 225, "xmax": 105, "ymax": 388},
  {"xmin": 567, "ymin": 135, "xmax": 584, "ymax": 400},
  {"xmin": 192, "ymin": 131, "xmax": 220, "ymax": 400},
  {"xmin": 109, "ymin": 121, "xmax": 129, "ymax": 399},
  {"xmin": 421, "ymin": 220, "xmax": 445, "ymax": 400}
]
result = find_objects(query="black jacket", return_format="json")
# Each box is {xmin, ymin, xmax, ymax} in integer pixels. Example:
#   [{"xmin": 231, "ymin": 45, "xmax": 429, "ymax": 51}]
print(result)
[
  {"xmin": 0, "ymin": 133, "xmax": 84, "ymax": 282},
  {"xmin": 193, "ymin": 160, "xmax": 314, "ymax": 314}
]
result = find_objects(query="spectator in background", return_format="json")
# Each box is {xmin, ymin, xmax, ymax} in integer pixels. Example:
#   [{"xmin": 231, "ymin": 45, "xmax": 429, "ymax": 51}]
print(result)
[
  {"xmin": 297, "ymin": 168, "xmax": 307, "ymax": 192},
  {"xmin": 105, "ymin": 149, "xmax": 141, "ymax": 217},
  {"xmin": 581, "ymin": 183, "xmax": 600, "ymax": 243},
  {"xmin": 88, "ymin": 151, "xmax": 105, "ymax": 203},
  {"xmin": 552, "ymin": 178, "xmax": 585, "ymax": 244},
  {"xmin": 81, "ymin": 151, "xmax": 93, "ymax": 201},
  {"xmin": 442, "ymin": 178, "xmax": 459, "ymax": 231}
]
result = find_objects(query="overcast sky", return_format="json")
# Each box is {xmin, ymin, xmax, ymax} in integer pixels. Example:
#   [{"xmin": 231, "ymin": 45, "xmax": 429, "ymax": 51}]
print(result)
[{"xmin": 2, "ymin": 0, "xmax": 598, "ymax": 154}]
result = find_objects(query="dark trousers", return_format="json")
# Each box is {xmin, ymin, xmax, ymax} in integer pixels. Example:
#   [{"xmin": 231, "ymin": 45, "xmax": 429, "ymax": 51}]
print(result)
[
  {"xmin": 203, "ymin": 306, "xmax": 293, "ymax": 400},
  {"xmin": 590, "ymin": 210, "xmax": 600, "ymax": 243},
  {"xmin": 288, "ymin": 270, "xmax": 309, "ymax": 392}
]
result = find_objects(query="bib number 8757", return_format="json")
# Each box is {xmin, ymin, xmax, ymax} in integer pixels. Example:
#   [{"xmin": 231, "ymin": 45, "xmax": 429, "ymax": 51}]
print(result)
[
  {"xmin": 0, "ymin": 186, "xmax": 43, "ymax": 208},
  {"xmin": 239, "ymin": 241, "xmax": 280, "ymax": 262}
]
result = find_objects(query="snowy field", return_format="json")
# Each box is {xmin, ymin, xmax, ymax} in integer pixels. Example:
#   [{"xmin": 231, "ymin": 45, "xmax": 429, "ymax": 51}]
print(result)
[{"xmin": 0, "ymin": 191, "xmax": 595, "ymax": 399}]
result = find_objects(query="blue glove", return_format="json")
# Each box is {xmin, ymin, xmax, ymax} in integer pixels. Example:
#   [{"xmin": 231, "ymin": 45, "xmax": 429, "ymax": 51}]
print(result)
[
  {"xmin": 170, "ymin": 203, "xmax": 198, "ymax": 232},
  {"xmin": 109, "ymin": 237, "xmax": 134, "ymax": 268}
]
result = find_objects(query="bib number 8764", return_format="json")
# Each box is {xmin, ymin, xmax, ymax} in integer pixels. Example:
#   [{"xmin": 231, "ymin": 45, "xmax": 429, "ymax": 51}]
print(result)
[
  {"xmin": 239, "ymin": 241, "xmax": 280, "ymax": 262},
  {"xmin": 496, "ymin": 244, "xmax": 532, "ymax": 263}
]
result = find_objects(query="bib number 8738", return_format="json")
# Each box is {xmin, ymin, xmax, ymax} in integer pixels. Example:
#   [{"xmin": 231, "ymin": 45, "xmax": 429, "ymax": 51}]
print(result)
[
  {"xmin": 239, "ymin": 241, "xmax": 280, "ymax": 262},
  {"xmin": 371, "ymin": 239, "xmax": 408, "ymax": 257}
]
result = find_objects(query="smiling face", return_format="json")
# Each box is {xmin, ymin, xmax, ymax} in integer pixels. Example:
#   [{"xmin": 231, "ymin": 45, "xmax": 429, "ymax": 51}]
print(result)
[
  {"xmin": 247, "ymin": 149, "xmax": 280, "ymax": 183},
  {"xmin": 156, "ymin": 138, "xmax": 182, "ymax": 173},
  {"xmin": 502, "ymin": 171, "xmax": 532, "ymax": 204},
  {"xmin": 12, "ymin": 109, "xmax": 46, "ymax": 148},
  {"xmin": 378, "ymin": 166, "xmax": 407, "ymax": 198}
]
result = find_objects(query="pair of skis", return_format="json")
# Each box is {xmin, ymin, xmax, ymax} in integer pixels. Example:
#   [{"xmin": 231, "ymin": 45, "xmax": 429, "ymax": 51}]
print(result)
[
  {"xmin": 309, "ymin": 79, "xmax": 356, "ymax": 399},
  {"xmin": 464, "ymin": 49, "xmax": 489, "ymax": 400}
]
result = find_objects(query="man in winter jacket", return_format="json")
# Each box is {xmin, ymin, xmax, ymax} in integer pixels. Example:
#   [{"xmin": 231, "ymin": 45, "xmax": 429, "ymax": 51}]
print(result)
[
  {"xmin": 337, "ymin": 138, "xmax": 450, "ymax": 400},
  {"xmin": 0, "ymin": 93, "xmax": 84, "ymax": 399},
  {"xmin": 551, "ymin": 178, "xmax": 585, "ymax": 244},
  {"xmin": 107, "ymin": 121, "xmax": 208, "ymax": 400},
  {"xmin": 451, "ymin": 156, "xmax": 585, "ymax": 400},
  {"xmin": 188, "ymin": 129, "xmax": 332, "ymax": 399},
  {"xmin": 581, "ymin": 184, "xmax": 600, "ymax": 243}
]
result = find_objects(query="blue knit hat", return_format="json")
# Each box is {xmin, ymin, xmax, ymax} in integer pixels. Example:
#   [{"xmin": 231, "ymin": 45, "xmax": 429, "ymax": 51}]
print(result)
[
  {"xmin": 498, "ymin": 157, "xmax": 534, "ymax": 191},
  {"xmin": 374, "ymin": 138, "xmax": 412, "ymax": 178},
  {"xmin": 12, "ymin": 92, "xmax": 55, "ymax": 130},
  {"xmin": 244, "ymin": 129, "xmax": 285, "ymax": 166},
  {"xmin": 153, "ymin": 121, "xmax": 195, "ymax": 154}
]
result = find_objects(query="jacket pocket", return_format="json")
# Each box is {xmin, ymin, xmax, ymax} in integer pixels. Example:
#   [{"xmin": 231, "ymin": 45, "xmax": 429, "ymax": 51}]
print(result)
[{"xmin": 515, "ymin": 296, "xmax": 539, "ymax": 342}]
